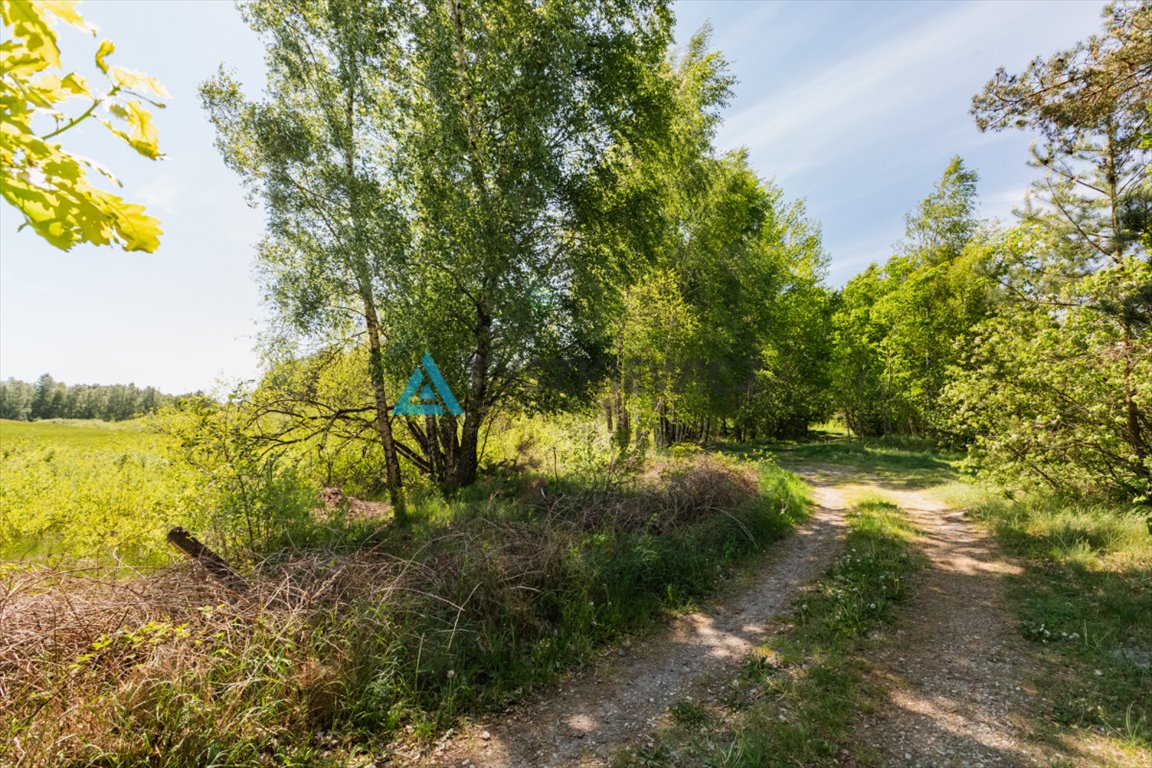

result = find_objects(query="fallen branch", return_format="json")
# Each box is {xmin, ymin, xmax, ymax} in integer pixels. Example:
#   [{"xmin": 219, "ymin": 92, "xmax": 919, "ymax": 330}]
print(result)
[{"xmin": 166, "ymin": 527, "xmax": 248, "ymax": 593}]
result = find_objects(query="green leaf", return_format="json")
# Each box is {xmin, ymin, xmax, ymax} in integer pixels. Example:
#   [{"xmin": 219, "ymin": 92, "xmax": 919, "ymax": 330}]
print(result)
[
  {"xmin": 1, "ymin": 1, "xmax": 167, "ymax": 253},
  {"xmin": 2, "ymin": 0, "xmax": 62, "ymax": 68}
]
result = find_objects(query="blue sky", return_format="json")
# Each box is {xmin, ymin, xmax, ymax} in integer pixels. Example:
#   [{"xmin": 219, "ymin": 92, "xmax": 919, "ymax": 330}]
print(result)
[{"xmin": 0, "ymin": 0, "xmax": 1108, "ymax": 393}]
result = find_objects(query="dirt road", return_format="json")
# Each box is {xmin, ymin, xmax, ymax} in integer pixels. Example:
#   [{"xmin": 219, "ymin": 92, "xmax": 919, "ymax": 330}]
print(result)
[
  {"xmin": 851, "ymin": 487, "xmax": 1057, "ymax": 767},
  {"xmin": 413, "ymin": 464, "xmax": 1071, "ymax": 768}
]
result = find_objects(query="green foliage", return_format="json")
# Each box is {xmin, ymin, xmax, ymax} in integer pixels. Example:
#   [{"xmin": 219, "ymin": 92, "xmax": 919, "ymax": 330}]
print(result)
[
  {"xmin": 618, "ymin": 270, "xmax": 705, "ymax": 438},
  {"xmin": 386, "ymin": 0, "xmax": 679, "ymax": 484},
  {"xmin": 946, "ymin": 254, "xmax": 1152, "ymax": 501},
  {"xmin": 201, "ymin": 0, "xmax": 413, "ymax": 506},
  {"xmin": 240, "ymin": 347, "xmax": 398, "ymax": 495},
  {"xmin": 830, "ymin": 157, "xmax": 995, "ymax": 440},
  {"xmin": 825, "ymin": 3, "xmax": 1151, "ymax": 506},
  {"xmin": 203, "ymin": 0, "xmax": 682, "ymax": 490},
  {"xmin": 0, "ymin": 419, "xmax": 197, "ymax": 564},
  {"xmin": 970, "ymin": 0, "xmax": 1151, "ymax": 278},
  {"xmin": 607, "ymin": 127, "xmax": 832, "ymax": 445},
  {"xmin": 0, "ymin": 0, "xmax": 167, "ymax": 251},
  {"xmin": 957, "ymin": 2, "xmax": 1152, "ymax": 503},
  {"xmin": 200, "ymin": 3, "xmax": 838, "ymax": 493},
  {"xmin": 965, "ymin": 488, "xmax": 1152, "ymax": 751}
]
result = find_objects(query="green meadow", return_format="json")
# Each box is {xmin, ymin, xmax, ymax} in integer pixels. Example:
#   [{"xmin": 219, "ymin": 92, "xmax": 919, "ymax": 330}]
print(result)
[{"xmin": 0, "ymin": 419, "xmax": 196, "ymax": 565}]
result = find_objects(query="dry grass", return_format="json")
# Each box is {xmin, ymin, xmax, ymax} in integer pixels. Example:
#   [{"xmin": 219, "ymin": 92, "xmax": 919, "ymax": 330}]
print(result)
[
  {"xmin": 2, "ymin": 555, "xmax": 411, "ymax": 765},
  {"xmin": 530, "ymin": 456, "xmax": 761, "ymax": 533}
]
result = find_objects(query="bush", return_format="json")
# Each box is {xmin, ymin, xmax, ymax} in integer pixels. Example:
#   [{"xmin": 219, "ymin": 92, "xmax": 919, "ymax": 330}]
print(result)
[{"xmin": 155, "ymin": 396, "xmax": 322, "ymax": 559}]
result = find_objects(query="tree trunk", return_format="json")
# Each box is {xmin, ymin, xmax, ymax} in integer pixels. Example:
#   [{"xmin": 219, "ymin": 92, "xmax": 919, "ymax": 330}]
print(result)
[
  {"xmin": 445, "ymin": 0, "xmax": 498, "ymax": 487},
  {"xmin": 1106, "ymin": 119, "xmax": 1149, "ymax": 481},
  {"xmin": 345, "ymin": 70, "xmax": 406, "ymax": 520},
  {"xmin": 613, "ymin": 343, "xmax": 630, "ymax": 449},
  {"xmin": 364, "ymin": 299, "xmax": 407, "ymax": 521},
  {"xmin": 439, "ymin": 413, "xmax": 460, "ymax": 477},
  {"xmin": 1121, "ymin": 316, "xmax": 1149, "ymax": 480},
  {"xmin": 453, "ymin": 306, "xmax": 492, "ymax": 486},
  {"xmin": 425, "ymin": 413, "xmax": 443, "ymax": 482}
]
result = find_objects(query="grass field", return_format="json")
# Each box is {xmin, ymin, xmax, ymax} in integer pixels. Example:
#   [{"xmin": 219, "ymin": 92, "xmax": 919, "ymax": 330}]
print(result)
[
  {"xmin": 0, "ymin": 418, "xmax": 152, "ymax": 445},
  {"xmin": 719, "ymin": 434, "xmax": 962, "ymax": 490},
  {"xmin": 0, "ymin": 418, "xmax": 196, "ymax": 565}
]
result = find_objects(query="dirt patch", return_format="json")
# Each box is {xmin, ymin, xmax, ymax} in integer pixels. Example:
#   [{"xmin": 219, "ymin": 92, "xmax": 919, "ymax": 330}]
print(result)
[
  {"xmin": 320, "ymin": 487, "xmax": 392, "ymax": 521},
  {"xmin": 413, "ymin": 485, "xmax": 851, "ymax": 767}
]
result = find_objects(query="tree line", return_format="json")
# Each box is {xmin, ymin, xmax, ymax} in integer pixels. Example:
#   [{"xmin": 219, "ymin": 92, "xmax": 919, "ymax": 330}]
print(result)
[
  {"xmin": 3, "ymin": 0, "xmax": 1146, "ymax": 511},
  {"xmin": 0, "ymin": 375, "xmax": 190, "ymax": 422},
  {"xmin": 182, "ymin": 0, "xmax": 1147, "ymax": 511},
  {"xmin": 832, "ymin": 2, "xmax": 1150, "ymax": 502}
]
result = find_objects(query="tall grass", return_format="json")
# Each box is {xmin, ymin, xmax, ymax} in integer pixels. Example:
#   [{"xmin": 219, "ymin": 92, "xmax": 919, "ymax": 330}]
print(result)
[{"xmin": 1, "ymin": 455, "xmax": 807, "ymax": 767}]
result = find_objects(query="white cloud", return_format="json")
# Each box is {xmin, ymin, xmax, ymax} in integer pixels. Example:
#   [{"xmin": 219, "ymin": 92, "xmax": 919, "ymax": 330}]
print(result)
[
  {"xmin": 715, "ymin": 1, "xmax": 1105, "ymax": 182},
  {"xmin": 719, "ymin": 2, "xmax": 995, "ymax": 156}
]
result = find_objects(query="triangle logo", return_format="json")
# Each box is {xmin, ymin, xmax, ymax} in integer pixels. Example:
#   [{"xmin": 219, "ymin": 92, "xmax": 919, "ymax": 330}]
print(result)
[{"xmin": 394, "ymin": 353, "xmax": 463, "ymax": 416}]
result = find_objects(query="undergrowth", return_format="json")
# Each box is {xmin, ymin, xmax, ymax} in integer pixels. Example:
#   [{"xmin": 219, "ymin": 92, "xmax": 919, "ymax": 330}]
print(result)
[
  {"xmin": 0, "ymin": 455, "xmax": 806, "ymax": 768},
  {"xmin": 618, "ymin": 496, "xmax": 923, "ymax": 768}
]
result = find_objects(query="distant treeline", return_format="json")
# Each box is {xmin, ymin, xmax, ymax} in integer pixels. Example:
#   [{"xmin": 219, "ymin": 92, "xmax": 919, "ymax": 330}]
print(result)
[{"xmin": 0, "ymin": 375, "xmax": 194, "ymax": 422}]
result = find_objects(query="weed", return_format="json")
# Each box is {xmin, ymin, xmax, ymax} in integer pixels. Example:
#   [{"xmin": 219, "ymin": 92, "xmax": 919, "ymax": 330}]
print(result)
[{"xmin": 668, "ymin": 699, "xmax": 709, "ymax": 727}]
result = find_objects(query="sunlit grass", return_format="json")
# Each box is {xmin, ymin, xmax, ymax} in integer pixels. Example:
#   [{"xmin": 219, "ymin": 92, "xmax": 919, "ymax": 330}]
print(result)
[
  {"xmin": 0, "ymin": 419, "xmax": 197, "ymax": 564},
  {"xmin": 958, "ymin": 486, "xmax": 1152, "ymax": 758},
  {"xmin": 722, "ymin": 436, "xmax": 962, "ymax": 490}
]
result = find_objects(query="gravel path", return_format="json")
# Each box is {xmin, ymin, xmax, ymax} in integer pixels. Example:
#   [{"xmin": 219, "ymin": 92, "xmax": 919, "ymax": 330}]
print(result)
[
  {"xmin": 405, "ymin": 465, "xmax": 1087, "ymax": 768},
  {"xmin": 855, "ymin": 487, "xmax": 1056, "ymax": 768},
  {"xmin": 413, "ymin": 484, "xmax": 851, "ymax": 768}
]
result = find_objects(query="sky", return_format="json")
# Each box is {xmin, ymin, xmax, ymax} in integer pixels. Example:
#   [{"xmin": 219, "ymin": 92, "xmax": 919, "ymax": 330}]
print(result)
[{"xmin": 0, "ymin": 0, "xmax": 1109, "ymax": 393}]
